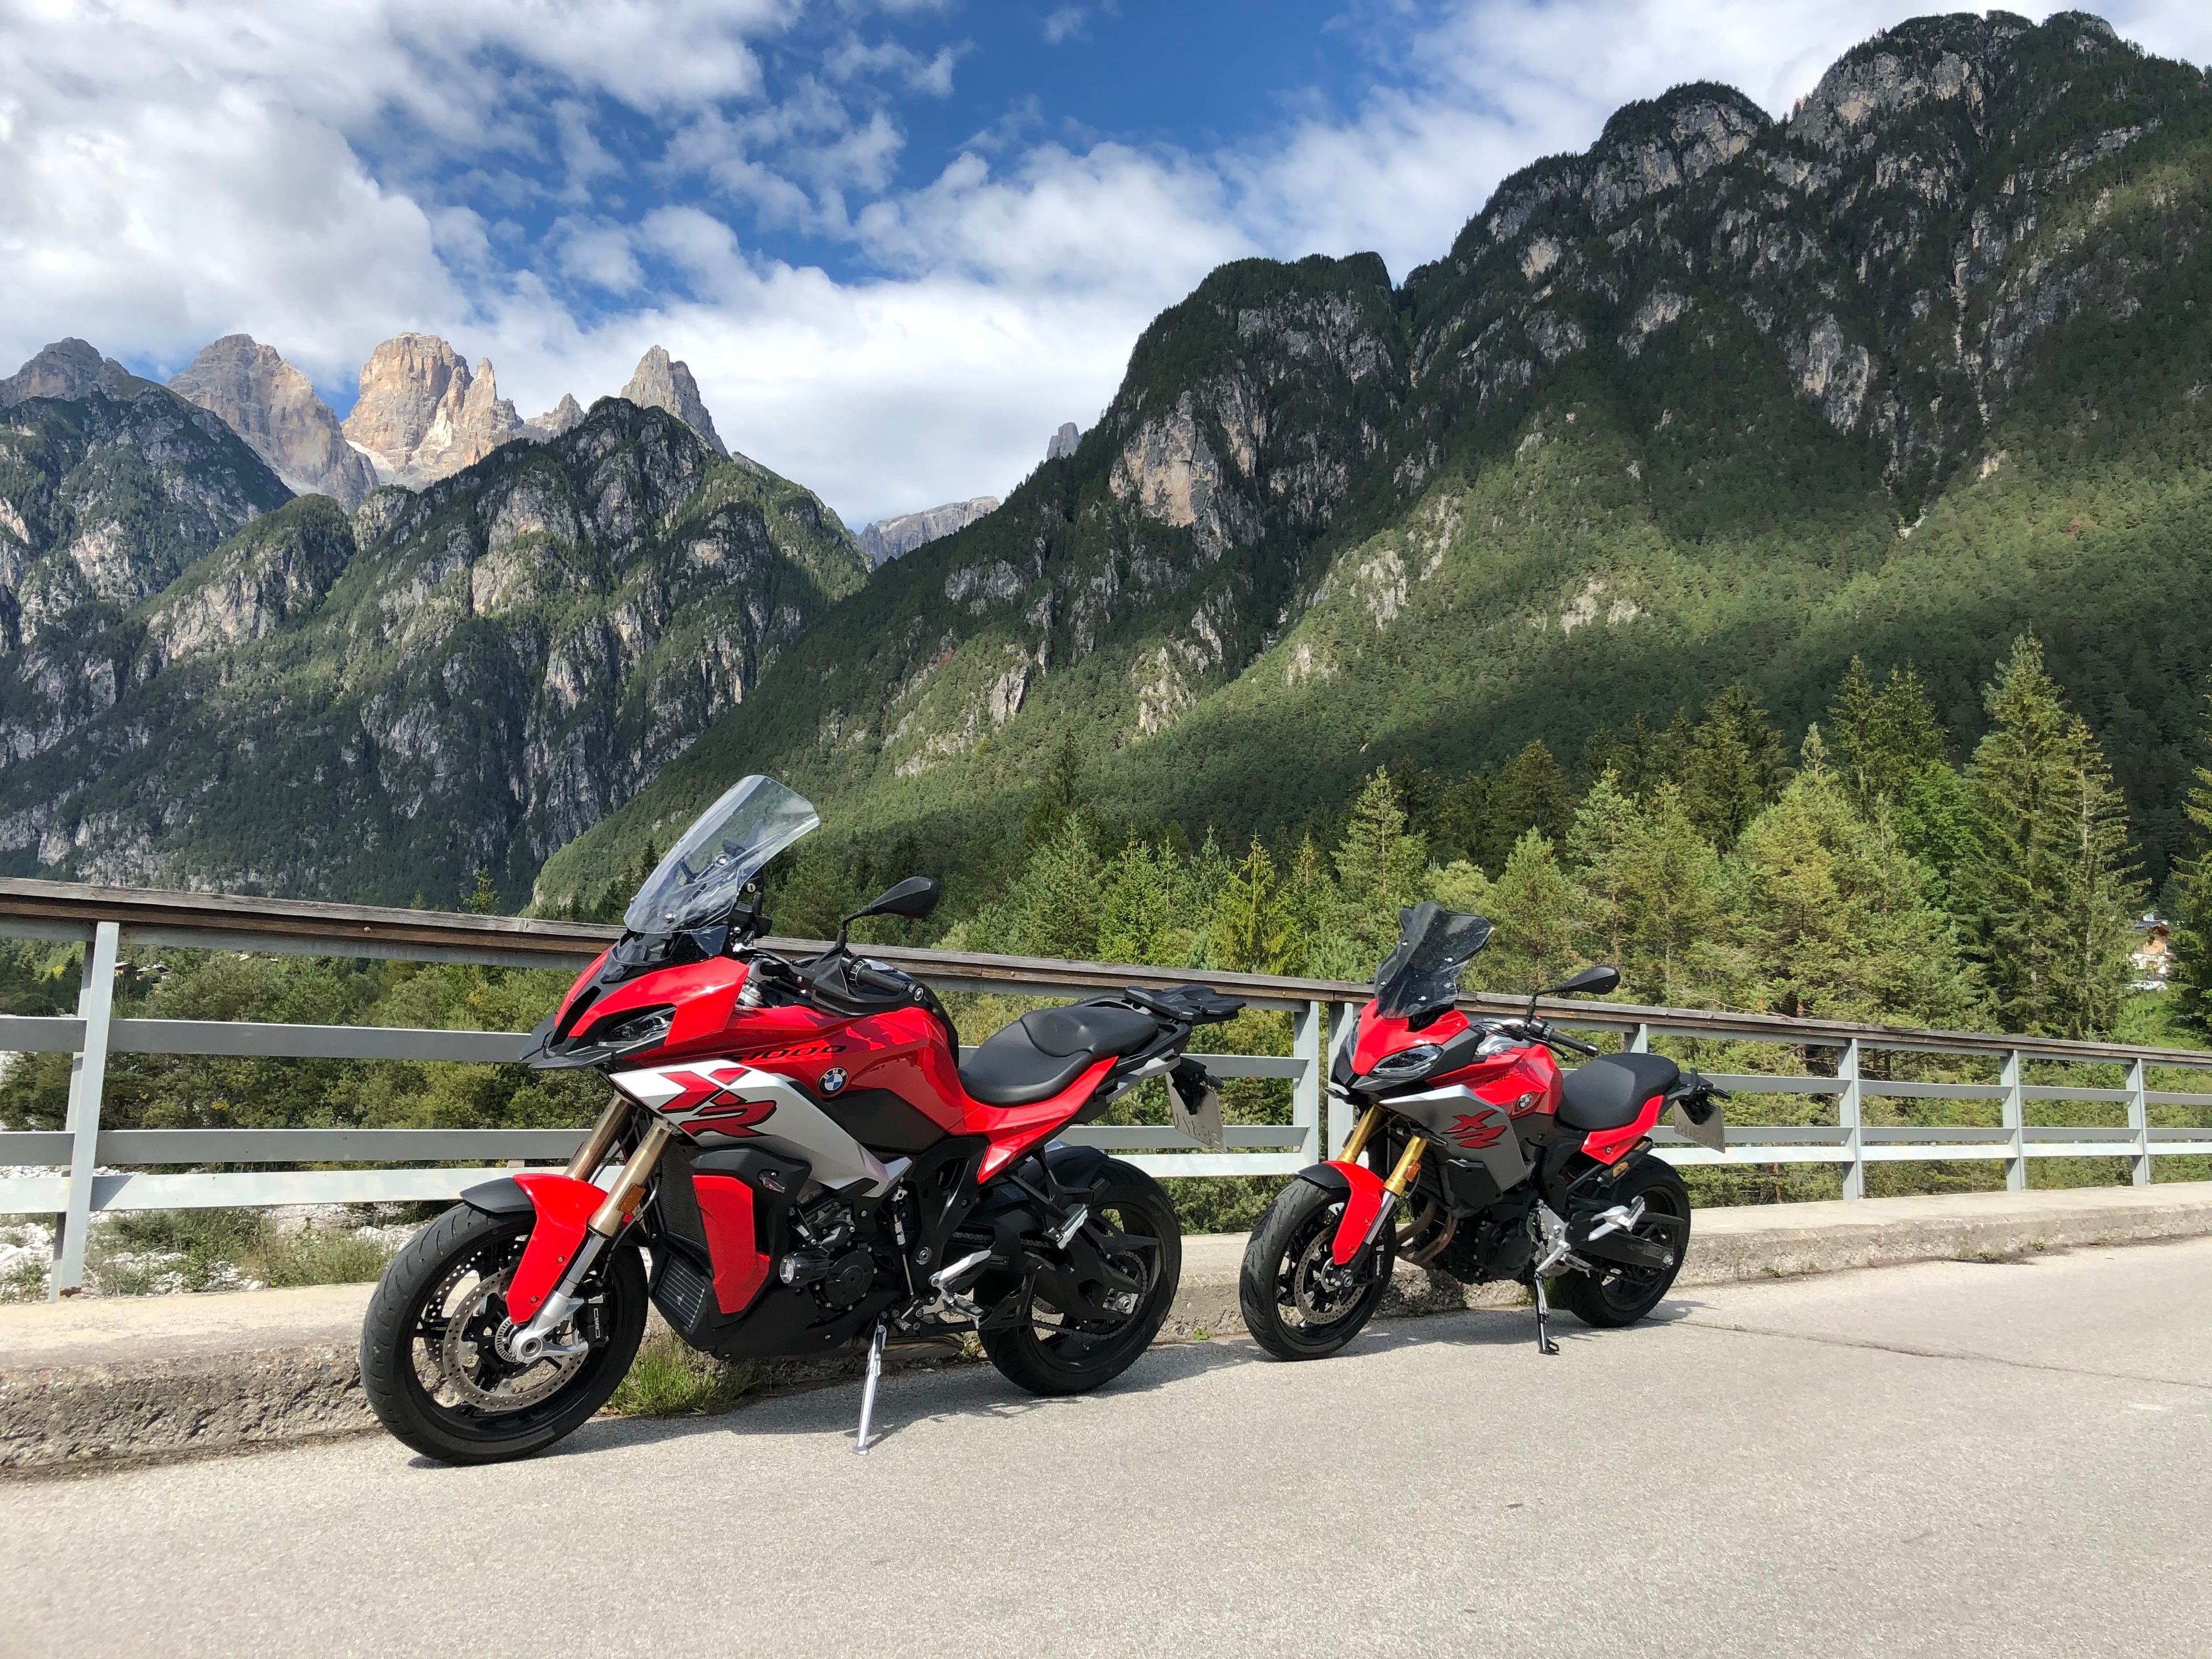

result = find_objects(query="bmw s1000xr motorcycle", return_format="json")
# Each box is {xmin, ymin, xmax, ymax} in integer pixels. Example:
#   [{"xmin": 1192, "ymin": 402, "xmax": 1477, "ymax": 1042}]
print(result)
[
  {"xmin": 1238, "ymin": 902, "xmax": 1727, "ymax": 1360},
  {"xmin": 361, "ymin": 774, "xmax": 1241, "ymax": 1464}
]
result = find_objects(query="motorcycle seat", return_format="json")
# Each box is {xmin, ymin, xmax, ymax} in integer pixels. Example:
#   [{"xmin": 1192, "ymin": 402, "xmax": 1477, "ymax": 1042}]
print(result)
[
  {"xmin": 1558, "ymin": 1052, "xmax": 1682, "ymax": 1131},
  {"xmin": 959, "ymin": 1001, "xmax": 1161, "ymax": 1107}
]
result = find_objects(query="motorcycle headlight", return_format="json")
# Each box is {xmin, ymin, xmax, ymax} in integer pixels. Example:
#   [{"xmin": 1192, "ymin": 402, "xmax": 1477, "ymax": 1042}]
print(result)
[
  {"xmin": 595, "ymin": 1006, "xmax": 674, "ymax": 1050},
  {"xmin": 1372, "ymin": 1043, "xmax": 1441, "ymax": 1075}
]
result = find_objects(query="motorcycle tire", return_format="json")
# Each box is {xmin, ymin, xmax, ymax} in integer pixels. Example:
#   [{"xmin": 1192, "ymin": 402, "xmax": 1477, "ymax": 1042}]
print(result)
[
  {"xmin": 1238, "ymin": 1176, "xmax": 1395, "ymax": 1361},
  {"xmin": 1556, "ymin": 1153, "xmax": 1691, "ymax": 1329},
  {"xmin": 982, "ymin": 1159, "xmax": 1181, "ymax": 1397},
  {"xmin": 360, "ymin": 1201, "xmax": 647, "ymax": 1465}
]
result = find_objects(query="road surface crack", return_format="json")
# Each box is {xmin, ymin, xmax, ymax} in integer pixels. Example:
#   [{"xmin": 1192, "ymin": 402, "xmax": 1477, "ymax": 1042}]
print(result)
[{"xmin": 1675, "ymin": 1318, "xmax": 2209, "ymax": 1391}]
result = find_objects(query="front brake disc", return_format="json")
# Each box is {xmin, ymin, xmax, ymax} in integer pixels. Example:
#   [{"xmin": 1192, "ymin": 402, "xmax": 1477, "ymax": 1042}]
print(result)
[{"xmin": 437, "ymin": 1268, "xmax": 584, "ymax": 1413}]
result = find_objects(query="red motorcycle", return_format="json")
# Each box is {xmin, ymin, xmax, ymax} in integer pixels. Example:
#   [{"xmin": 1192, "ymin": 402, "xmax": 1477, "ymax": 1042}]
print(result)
[
  {"xmin": 361, "ymin": 775, "xmax": 1241, "ymax": 1463},
  {"xmin": 1238, "ymin": 902, "xmax": 1726, "ymax": 1359}
]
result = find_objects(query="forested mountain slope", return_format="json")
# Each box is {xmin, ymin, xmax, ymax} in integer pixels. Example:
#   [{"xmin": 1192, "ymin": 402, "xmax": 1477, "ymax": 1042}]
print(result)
[
  {"xmin": 540, "ymin": 10, "xmax": 2212, "ymax": 911},
  {"xmin": 0, "ymin": 400, "xmax": 869, "ymax": 903}
]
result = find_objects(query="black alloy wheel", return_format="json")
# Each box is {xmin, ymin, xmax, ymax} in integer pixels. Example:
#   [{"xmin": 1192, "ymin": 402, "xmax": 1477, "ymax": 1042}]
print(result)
[
  {"xmin": 980, "ymin": 1160, "xmax": 1182, "ymax": 1396},
  {"xmin": 359, "ymin": 1202, "xmax": 647, "ymax": 1465},
  {"xmin": 1238, "ymin": 1177, "xmax": 1395, "ymax": 1361},
  {"xmin": 1556, "ymin": 1153, "xmax": 1691, "ymax": 1328}
]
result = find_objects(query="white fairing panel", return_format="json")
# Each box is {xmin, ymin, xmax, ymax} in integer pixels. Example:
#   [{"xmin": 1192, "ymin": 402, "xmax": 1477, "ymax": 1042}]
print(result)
[
  {"xmin": 1389, "ymin": 1083, "xmax": 1533, "ymax": 1191},
  {"xmin": 611, "ymin": 1060, "xmax": 895, "ymax": 1191}
]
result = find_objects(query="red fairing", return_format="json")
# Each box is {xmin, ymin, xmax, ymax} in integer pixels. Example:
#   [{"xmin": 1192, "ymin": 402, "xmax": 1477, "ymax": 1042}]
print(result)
[
  {"xmin": 1351, "ymin": 1003, "xmax": 1470, "ymax": 1074},
  {"xmin": 1325, "ymin": 1158, "xmax": 1389, "ymax": 1266},
  {"xmin": 1581, "ymin": 1093, "xmax": 1667, "ymax": 1165},
  {"xmin": 692, "ymin": 1175, "xmax": 771, "ymax": 1314},
  {"xmin": 1434, "ymin": 1043, "xmax": 1564, "ymax": 1119},
  {"xmin": 974, "ymin": 1058, "xmax": 1118, "ymax": 1181},
  {"xmin": 504, "ymin": 1172, "xmax": 607, "ymax": 1323}
]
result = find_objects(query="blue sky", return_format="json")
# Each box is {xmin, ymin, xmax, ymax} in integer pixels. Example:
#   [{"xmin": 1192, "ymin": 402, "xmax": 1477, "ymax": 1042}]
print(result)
[{"xmin": 4, "ymin": 1, "xmax": 2209, "ymax": 525}]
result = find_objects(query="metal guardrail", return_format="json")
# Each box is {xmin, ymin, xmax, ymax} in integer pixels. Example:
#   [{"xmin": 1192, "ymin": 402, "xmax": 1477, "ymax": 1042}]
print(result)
[{"xmin": 3, "ymin": 876, "xmax": 2211, "ymax": 1300}]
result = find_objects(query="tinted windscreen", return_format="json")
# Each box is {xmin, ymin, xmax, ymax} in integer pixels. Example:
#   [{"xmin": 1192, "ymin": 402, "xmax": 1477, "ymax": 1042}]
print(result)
[
  {"xmin": 624, "ymin": 775, "xmax": 819, "ymax": 935},
  {"xmin": 1372, "ymin": 901, "xmax": 1494, "ymax": 1020}
]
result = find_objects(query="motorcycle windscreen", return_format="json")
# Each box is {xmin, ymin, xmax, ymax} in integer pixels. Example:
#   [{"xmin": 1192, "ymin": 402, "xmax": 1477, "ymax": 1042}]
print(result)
[
  {"xmin": 624, "ymin": 775, "xmax": 819, "ymax": 935},
  {"xmin": 1373, "ymin": 902, "xmax": 1494, "ymax": 1020}
]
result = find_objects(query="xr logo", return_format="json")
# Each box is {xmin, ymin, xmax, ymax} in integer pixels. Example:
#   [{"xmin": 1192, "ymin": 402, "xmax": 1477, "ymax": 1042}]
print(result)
[
  {"xmin": 656, "ymin": 1067, "xmax": 777, "ymax": 1136},
  {"xmin": 1446, "ymin": 1111, "xmax": 1508, "ymax": 1150}
]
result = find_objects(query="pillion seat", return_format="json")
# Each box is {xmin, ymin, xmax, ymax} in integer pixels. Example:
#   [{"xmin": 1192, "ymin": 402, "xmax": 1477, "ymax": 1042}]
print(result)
[
  {"xmin": 1557, "ymin": 1052, "xmax": 1682, "ymax": 1131},
  {"xmin": 959, "ymin": 1001, "xmax": 1161, "ymax": 1107}
]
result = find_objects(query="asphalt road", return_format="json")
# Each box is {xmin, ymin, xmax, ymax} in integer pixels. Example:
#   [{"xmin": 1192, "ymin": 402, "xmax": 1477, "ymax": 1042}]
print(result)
[{"xmin": 7, "ymin": 1239, "xmax": 2210, "ymax": 1659}]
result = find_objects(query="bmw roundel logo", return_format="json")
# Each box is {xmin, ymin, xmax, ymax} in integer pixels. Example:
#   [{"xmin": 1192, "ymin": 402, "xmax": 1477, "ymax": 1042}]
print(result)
[{"xmin": 819, "ymin": 1067, "xmax": 848, "ymax": 1095}]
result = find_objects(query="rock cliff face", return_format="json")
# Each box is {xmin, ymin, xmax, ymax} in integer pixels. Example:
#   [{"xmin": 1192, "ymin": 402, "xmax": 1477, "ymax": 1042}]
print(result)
[
  {"xmin": 540, "ymin": 10, "xmax": 2212, "ymax": 902},
  {"xmin": 0, "ymin": 376, "xmax": 291, "ymax": 662},
  {"xmin": 169, "ymin": 335, "xmax": 377, "ymax": 507},
  {"xmin": 340, "ymin": 335, "xmax": 526, "ymax": 489},
  {"xmin": 620, "ymin": 347, "xmax": 730, "ymax": 458},
  {"xmin": 856, "ymin": 497, "xmax": 1001, "ymax": 564},
  {"xmin": 0, "ymin": 340, "xmax": 147, "ymax": 407},
  {"xmin": 1046, "ymin": 422, "xmax": 1081, "ymax": 461},
  {"xmin": 525, "ymin": 395, "xmax": 587, "ymax": 442},
  {"xmin": 0, "ymin": 400, "xmax": 869, "ymax": 901}
]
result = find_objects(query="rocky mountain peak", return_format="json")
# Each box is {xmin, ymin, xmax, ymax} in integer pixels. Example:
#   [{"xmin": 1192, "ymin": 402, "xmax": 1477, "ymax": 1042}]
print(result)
[
  {"xmin": 0, "ymin": 339, "xmax": 143, "ymax": 407},
  {"xmin": 1046, "ymin": 422, "xmax": 1081, "ymax": 461},
  {"xmin": 169, "ymin": 335, "xmax": 376, "ymax": 508},
  {"xmin": 856, "ymin": 497, "xmax": 1001, "ymax": 565},
  {"xmin": 621, "ymin": 346, "xmax": 729, "ymax": 457},
  {"xmin": 525, "ymin": 393, "xmax": 586, "ymax": 442},
  {"xmin": 342, "ymin": 335, "xmax": 524, "ymax": 490}
]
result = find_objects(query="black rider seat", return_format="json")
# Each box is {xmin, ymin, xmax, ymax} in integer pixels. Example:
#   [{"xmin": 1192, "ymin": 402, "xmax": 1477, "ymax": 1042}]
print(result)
[
  {"xmin": 1557, "ymin": 1052, "xmax": 1682, "ymax": 1131},
  {"xmin": 959, "ymin": 1001, "xmax": 1160, "ymax": 1107}
]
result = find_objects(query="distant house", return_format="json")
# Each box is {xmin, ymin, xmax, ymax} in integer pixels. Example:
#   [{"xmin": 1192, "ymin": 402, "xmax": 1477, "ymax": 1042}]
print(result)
[{"xmin": 2131, "ymin": 915, "xmax": 2173, "ymax": 991}]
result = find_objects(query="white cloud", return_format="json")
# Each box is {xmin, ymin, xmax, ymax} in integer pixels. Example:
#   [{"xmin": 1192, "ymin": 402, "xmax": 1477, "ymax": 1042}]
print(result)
[{"xmin": 2, "ymin": 0, "xmax": 2207, "ymax": 527}]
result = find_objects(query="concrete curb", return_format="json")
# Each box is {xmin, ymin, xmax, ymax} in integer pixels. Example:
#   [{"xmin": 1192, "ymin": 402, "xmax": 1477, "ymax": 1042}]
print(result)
[{"xmin": 9, "ymin": 1182, "xmax": 2212, "ymax": 1475}]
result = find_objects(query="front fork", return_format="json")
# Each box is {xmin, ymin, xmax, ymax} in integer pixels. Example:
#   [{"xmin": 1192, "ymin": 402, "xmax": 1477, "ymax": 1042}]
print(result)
[
  {"xmin": 1334, "ymin": 1105, "xmax": 1429, "ymax": 1263},
  {"xmin": 502, "ymin": 1098, "xmax": 669, "ymax": 1363}
]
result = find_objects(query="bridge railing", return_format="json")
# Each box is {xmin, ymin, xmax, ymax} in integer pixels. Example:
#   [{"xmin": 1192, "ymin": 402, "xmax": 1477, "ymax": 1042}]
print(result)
[{"xmin": 2, "ymin": 876, "xmax": 2210, "ymax": 1298}]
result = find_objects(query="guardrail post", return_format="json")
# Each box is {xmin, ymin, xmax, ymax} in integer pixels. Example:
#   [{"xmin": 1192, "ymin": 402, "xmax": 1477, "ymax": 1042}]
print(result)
[
  {"xmin": 50, "ymin": 920, "xmax": 120, "ymax": 1300},
  {"xmin": 2001, "ymin": 1050, "xmax": 2027, "ymax": 1192},
  {"xmin": 1839, "ymin": 1038, "xmax": 1863, "ymax": 1201},
  {"xmin": 2127, "ymin": 1058, "xmax": 2150, "ymax": 1188},
  {"xmin": 1291, "ymin": 999, "xmax": 1324, "ymax": 1162},
  {"xmin": 1325, "ymin": 1001, "xmax": 1358, "ymax": 1158},
  {"xmin": 1629, "ymin": 1022, "xmax": 1651, "ymax": 1054}
]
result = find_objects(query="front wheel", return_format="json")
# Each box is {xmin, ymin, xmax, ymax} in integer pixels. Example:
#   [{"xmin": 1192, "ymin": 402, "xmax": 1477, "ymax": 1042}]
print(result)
[
  {"xmin": 359, "ymin": 1202, "xmax": 647, "ymax": 1465},
  {"xmin": 1238, "ymin": 1177, "xmax": 1395, "ymax": 1361},
  {"xmin": 1556, "ymin": 1154, "xmax": 1690, "ymax": 1329},
  {"xmin": 980, "ymin": 1160, "xmax": 1181, "ymax": 1397}
]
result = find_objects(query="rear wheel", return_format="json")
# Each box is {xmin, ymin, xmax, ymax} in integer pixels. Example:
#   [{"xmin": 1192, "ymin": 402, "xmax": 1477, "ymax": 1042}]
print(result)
[
  {"xmin": 1238, "ymin": 1177, "xmax": 1395, "ymax": 1361},
  {"xmin": 1556, "ymin": 1154, "xmax": 1690, "ymax": 1329},
  {"xmin": 359, "ymin": 1202, "xmax": 647, "ymax": 1465},
  {"xmin": 981, "ymin": 1160, "xmax": 1181, "ymax": 1397}
]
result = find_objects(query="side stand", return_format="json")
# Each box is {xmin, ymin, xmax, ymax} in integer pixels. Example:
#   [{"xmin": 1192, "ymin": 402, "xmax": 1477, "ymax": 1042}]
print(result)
[
  {"xmin": 1532, "ymin": 1276, "xmax": 1559, "ymax": 1356},
  {"xmin": 854, "ymin": 1316, "xmax": 889, "ymax": 1456}
]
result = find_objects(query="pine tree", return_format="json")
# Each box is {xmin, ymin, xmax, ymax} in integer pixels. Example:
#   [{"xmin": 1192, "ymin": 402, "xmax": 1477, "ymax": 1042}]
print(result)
[
  {"xmin": 1963, "ymin": 635, "xmax": 2145, "ymax": 1038},
  {"xmin": 1097, "ymin": 836, "xmax": 1175, "ymax": 965},
  {"xmin": 1273, "ymin": 835, "xmax": 1334, "ymax": 978},
  {"xmin": 2171, "ymin": 685, "xmax": 2212, "ymax": 1031},
  {"xmin": 1469, "ymin": 830, "xmax": 1585, "ymax": 995},
  {"xmin": 1478, "ymin": 738, "xmax": 1574, "ymax": 872},
  {"xmin": 1209, "ymin": 838, "xmax": 1286, "ymax": 974},
  {"xmin": 1389, "ymin": 756, "xmax": 1438, "ymax": 844},
  {"xmin": 1685, "ymin": 684, "xmax": 1791, "ymax": 847},
  {"xmin": 1023, "ymin": 731, "xmax": 1084, "ymax": 850},
  {"xmin": 1611, "ymin": 781, "xmax": 1729, "ymax": 1007},
  {"xmin": 1315, "ymin": 770, "xmax": 1429, "ymax": 979},
  {"xmin": 1011, "ymin": 815, "xmax": 1103, "ymax": 961},
  {"xmin": 1430, "ymin": 768, "xmax": 1489, "ymax": 863},
  {"xmin": 1567, "ymin": 769, "xmax": 1639, "ymax": 972},
  {"xmin": 1830, "ymin": 657, "xmax": 1949, "ymax": 813},
  {"xmin": 1734, "ymin": 740, "xmax": 1981, "ymax": 1025}
]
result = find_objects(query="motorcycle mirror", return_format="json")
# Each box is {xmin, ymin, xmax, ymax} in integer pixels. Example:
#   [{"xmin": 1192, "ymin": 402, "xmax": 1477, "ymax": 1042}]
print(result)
[
  {"xmin": 834, "ymin": 876, "xmax": 942, "ymax": 949},
  {"xmin": 1535, "ymin": 964, "xmax": 1621, "ymax": 999}
]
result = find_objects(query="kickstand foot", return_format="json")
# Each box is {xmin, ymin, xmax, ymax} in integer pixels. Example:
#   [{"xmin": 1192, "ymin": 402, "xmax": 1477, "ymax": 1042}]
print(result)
[
  {"xmin": 1533, "ymin": 1277, "xmax": 1559, "ymax": 1357},
  {"xmin": 854, "ymin": 1316, "xmax": 888, "ymax": 1456}
]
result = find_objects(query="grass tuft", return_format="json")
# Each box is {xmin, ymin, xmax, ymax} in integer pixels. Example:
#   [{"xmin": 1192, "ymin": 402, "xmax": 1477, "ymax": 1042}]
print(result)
[{"xmin": 608, "ymin": 1332, "xmax": 763, "ymax": 1418}]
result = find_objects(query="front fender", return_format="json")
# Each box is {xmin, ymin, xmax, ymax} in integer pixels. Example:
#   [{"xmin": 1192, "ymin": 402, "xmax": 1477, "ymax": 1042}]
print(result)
[
  {"xmin": 1294, "ymin": 1160, "xmax": 1389, "ymax": 1267},
  {"xmin": 463, "ymin": 1172, "xmax": 605, "ymax": 1324}
]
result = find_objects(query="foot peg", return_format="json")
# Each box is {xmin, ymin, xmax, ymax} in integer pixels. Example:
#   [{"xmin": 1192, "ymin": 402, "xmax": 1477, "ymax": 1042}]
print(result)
[
  {"xmin": 854, "ymin": 1316, "xmax": 888, "ymax": 1457},
  {"xmin": 1047, "ymin": 1205, "xmax": 1089, "ymax": 1251}
]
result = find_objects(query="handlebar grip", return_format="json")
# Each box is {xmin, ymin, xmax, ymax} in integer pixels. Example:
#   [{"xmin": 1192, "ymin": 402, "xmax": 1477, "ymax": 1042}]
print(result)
[{"xmin": 1556, "ymin": 1034, "xmax": 1601, "ymax": 1056}]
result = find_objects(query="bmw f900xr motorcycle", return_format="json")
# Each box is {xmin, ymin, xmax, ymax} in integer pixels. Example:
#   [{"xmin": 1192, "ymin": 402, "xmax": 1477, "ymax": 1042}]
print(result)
[
  {"xmin": 361, "ymin": 775, "xmax": 1241, "ymax": 1464},
  {"xmin": 1238, "ymin": 902, "xmax": 1726, "ymax": 1361}
]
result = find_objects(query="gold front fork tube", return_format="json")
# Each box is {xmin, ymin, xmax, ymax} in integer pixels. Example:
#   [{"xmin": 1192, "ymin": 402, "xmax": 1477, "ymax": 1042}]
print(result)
[
  {"xmin": 1384, "ymin": 1134, "xmax": 1429, "ymax": 1198},
  {"xmin": 589, "ymin": 1122, "xmax": 671, "ymax": 1237},
  {"xmin": 565, "ymin": 1095, "xmax": 632, "ymax": 1183},
  {"xmin": 1339, "ymin": 1105, "xmax": 1386, "ymax": 1168}
]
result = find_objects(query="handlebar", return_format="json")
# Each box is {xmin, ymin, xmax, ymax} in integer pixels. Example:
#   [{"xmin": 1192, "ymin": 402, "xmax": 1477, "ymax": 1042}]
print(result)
[{"xmin": 1550, "ymin": 1032, "xmax": 1601, "ymax": 1056}]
